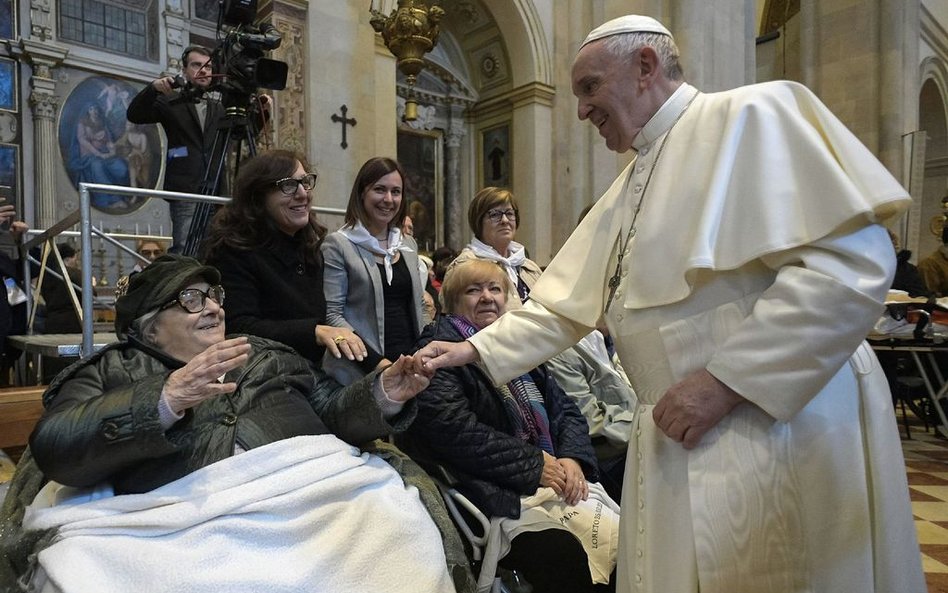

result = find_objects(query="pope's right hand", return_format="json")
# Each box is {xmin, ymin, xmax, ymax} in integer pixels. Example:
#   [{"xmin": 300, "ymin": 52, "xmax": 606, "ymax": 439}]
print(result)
[
  {"xmin": 416, "ymin": 340, "xmax": 478, "ymax": 372},
  {"xmin": 163, "ymin": 337, "xmax": 251, "ymax": 413}
]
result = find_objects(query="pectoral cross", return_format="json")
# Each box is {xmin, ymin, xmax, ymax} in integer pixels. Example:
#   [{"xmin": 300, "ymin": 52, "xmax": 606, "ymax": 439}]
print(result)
[{"xmin": 330, "ymin": 105, "xmax": 356, "ymax": 150}]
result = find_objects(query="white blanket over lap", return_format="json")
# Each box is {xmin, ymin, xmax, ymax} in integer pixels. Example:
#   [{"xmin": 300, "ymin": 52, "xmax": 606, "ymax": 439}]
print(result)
[{"xmin": 23, "ymin": 435, "xmax": 455, "ymax": 593}]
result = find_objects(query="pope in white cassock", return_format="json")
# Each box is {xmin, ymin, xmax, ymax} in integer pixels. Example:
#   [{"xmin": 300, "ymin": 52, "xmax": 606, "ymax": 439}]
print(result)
[{"xmin": 418, "ymin": 14, "xmax": 926, "ymax": 593}]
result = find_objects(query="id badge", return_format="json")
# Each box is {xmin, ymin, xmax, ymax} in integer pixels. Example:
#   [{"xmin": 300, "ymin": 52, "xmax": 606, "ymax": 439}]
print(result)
[{"xmin": 167, "ymin": 146, "xmax": 189, "ymax": 160}]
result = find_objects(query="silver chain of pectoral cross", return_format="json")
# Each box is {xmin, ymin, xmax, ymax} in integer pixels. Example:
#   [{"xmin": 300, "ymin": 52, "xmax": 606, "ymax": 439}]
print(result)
[{"xmin": 605, "ymin": 92, "xmax": 699, "ymax": 313}]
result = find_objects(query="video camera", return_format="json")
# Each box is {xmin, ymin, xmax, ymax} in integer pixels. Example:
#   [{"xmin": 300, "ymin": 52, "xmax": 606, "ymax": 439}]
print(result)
[{"xmin": 210, "ymin": 0, "xmax": 288, "ymax": 111}]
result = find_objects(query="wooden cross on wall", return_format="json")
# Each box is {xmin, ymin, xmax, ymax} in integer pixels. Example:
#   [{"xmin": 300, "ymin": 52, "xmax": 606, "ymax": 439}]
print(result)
[{"xmin": 330, "ymin": 105, "xmax": 356, "ymax": 149}]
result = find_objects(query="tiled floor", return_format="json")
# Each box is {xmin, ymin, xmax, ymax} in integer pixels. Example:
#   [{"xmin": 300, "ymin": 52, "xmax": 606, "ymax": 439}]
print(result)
[{"xmin": 901, "ymin": 411, "xmax": 948, "ymax": 593}]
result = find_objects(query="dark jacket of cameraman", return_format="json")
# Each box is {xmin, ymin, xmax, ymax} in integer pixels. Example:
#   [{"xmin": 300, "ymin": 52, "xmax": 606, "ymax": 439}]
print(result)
[{"xmin": 126, "ymin": 84, "xmax": 225, "ymax": 195}]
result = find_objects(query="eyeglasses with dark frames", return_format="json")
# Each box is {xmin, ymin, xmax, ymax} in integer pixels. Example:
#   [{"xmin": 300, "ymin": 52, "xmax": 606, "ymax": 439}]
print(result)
[
  {"xmin": 485, "ymin": 208, "xmax": 516, "ymax": 224},
  {"xmin": 274, "ymin": 173, "xmax": 317, "ymax": 196},
  {"xmin": 161, "ymin": 285, "xmax": 225, "ymax": 314}
]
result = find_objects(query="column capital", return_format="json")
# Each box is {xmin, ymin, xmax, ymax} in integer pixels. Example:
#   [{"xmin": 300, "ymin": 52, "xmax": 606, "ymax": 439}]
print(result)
[
  {"xmin": 444, "ymin": 121, "xmax": 466, "ymax": 148},
  {"xmin": 16, "ymin": 38, "xmax": 69, "ymax": 72},
  {"xmin": 28, "ymin": 90, "xmax": 58, "ymax": 120}
]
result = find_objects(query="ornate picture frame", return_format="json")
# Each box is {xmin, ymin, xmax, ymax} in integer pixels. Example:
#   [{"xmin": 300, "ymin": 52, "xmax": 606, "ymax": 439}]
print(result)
[
  {"xmin": 480, "ymin": 122, "xmax": 510, "ymax": 189},
  {"xmin": 397, "ymin": 128, "xmax": 443, "ymax": 253},
  {"xmin": 57, "ymin": 76, "xmax": 163, "ymax": 214}
]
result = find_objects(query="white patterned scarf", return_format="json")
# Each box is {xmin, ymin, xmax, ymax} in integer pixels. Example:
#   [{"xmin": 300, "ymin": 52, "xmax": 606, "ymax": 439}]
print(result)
[
  {"xmin": 467, "ymin": 237, "xmax": 527, "ymax": 288},
  {"xmin": 339, "ymin": 222, "xmax": 413, "ymax": 285}
]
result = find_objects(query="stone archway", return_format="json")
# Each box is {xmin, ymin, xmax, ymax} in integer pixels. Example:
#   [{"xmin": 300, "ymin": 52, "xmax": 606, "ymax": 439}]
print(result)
[
  {"xmin": 918, "ymin": 70, "xmax": 948, "ymax": 261},
  {"xmin": 391, "ymin": 0, "xmax": 554, "ymax": 258}
]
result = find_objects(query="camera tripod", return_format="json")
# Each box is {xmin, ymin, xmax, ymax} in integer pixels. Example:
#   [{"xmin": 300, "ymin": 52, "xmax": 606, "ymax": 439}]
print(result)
[{"xmin": 180, "ymin": 103, "xmax": 259, "ymax": 258}]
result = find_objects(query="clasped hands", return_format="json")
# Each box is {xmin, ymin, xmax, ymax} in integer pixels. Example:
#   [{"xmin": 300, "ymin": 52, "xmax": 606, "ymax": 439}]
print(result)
[{"xmin": 541, "ymin": 452, "xmax": 588, "ymax": 506}]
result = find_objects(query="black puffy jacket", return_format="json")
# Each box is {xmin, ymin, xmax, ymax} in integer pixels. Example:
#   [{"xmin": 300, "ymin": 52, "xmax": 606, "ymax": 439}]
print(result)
[
  {"xmin": 30, "ymin": 335, "xmax": 414, "ymax": 494},
  {"xmin": 401, "ymin": 316, "xmax": 598, "ymax": 518}
]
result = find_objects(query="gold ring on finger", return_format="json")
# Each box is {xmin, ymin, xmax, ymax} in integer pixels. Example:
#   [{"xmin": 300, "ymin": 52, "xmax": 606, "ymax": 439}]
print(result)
[{"xmin": 333, "ymin": 335, "xmax": 347, "ymax": 344}]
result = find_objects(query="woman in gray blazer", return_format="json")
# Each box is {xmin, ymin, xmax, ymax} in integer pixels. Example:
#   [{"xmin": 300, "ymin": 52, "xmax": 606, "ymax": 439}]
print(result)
[{"xmin": 321, "ymin": 157, "xmax": 427, "ymax": 385}]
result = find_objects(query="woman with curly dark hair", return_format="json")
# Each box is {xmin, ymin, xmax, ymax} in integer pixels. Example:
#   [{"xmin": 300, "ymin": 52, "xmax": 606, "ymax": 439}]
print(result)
[{"xmin": 204, "ymin": 149, "xmax": 379, "ymax": 367}]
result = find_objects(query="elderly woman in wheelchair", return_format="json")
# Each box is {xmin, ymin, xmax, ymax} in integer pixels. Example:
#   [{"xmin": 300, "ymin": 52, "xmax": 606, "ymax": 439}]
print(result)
[
  {"xmin": 0, "ymin": 254, "xmax": 467, "ymax": 593},
  {"xmin": 401, "ymin": 259, "xmax": 620, "ymax": 593}
]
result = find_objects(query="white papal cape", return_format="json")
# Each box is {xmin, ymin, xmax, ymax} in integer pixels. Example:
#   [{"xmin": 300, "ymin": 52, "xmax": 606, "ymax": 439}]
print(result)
[{"xmin": 469, "ymin": 81, "xmax": 925, "ymax": 593}]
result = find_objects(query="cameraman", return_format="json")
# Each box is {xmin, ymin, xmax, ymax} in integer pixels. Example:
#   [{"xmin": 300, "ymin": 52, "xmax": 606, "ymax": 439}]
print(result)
[{"xmin": 127, "ymin": 46, "xmax": 221, "ymax": 254}]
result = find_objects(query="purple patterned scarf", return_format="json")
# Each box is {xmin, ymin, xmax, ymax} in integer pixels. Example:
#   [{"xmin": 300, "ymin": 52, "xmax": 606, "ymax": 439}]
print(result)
[{"xmin": 447, "ymin": 315, "xmax": 555, "ymax": 455}]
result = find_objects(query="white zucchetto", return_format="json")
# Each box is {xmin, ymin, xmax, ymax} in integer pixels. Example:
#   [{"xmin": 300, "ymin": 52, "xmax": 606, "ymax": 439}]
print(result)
[{"xmin": 580, "ymin": 15, "xmax": 673, "ymax": 48}]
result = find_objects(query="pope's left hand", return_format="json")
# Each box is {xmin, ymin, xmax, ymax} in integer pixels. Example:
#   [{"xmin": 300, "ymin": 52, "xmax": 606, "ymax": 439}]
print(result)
[
  {"xmin": 652, "ymin": 369, "xmax": 745, "ymax": 449},
  {"xmin": 379, "ymin": 354, "xmax": 430, "ymax": 402}
]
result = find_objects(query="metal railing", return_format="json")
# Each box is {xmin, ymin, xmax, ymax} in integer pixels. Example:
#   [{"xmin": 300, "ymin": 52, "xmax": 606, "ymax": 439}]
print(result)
[{"xmin": 44, "ymin": 182, "xmax": 346, "ymax": 357}]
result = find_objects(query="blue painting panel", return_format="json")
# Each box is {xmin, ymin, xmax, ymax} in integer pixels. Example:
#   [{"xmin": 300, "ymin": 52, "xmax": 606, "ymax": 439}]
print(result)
[
  {"xmin": 0, "ymin": 0, "xmax": 13, "ymax": 40},
  {"xmin": 0, "ymin": 144, "xmax": 19, "ymax": 204},
  {"xmin": 58, "ymin": 76, "xmax": 162, "ymax": 214},
  {"xmin": 0, "ymin": 59, "xmax": 14, "ymax": 111}
]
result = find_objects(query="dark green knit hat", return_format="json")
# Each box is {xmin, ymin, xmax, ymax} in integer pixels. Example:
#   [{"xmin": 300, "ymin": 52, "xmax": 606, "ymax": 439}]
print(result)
[{"xmin": 114, "ymin": 254, "xmax": 221, "ymax": 339}]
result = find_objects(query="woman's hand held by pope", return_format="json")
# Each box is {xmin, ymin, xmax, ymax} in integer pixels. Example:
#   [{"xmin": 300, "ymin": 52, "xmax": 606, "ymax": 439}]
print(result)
[{"xmin": 416, "ymin": 340, "xmax": 479, "ymax": 372}]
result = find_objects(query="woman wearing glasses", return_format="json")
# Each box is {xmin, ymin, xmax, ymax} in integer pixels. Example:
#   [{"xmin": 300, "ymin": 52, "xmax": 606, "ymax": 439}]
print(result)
[
  {"xmin": 203, "ymin": 149, "xmax": 378, "ymax": 369},
  {"xmin": 321, "ymin": 157, "xmax": 426, "ymax": 385},
  {"xmin": 9, "ymin": 254, "xmax": 463, "ymax": 591},
  {"xmin": 448, "ymin": 187, "xmax": 543, "ymax": 307}
]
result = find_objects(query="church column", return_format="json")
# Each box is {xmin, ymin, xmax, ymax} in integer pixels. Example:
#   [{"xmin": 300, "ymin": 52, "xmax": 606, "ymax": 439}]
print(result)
[
  {"xmin": 798, "ymin": 0, "xmax": 820, "ymax": 93},
  {"xmin": 19, "ymin": 39, "xmax": 68, "ymax": 230},
  {"xmin": 510, "ymin": 83, "xmax": 554, "ymax": 264},
  {"xmin": 669, "ymin": 0, "xmax": 755, "ymax": 90},
  {"xmin": 877, "ymin": 0, "xmax": 918, "ymax": 176},
  {"xmin": 443, "ymin": 119, "xmax": 465, "ymax": 250}
]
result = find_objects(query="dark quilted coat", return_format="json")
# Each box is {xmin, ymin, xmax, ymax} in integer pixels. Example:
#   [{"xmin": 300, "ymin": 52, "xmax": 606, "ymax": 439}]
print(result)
[
  {"xmin": 30, "ymin": 334, "xmax": 412, "ymax": 494},
  {"xmin": 402, "ymin": 316, "xmax": 598, "ymax": 518}
]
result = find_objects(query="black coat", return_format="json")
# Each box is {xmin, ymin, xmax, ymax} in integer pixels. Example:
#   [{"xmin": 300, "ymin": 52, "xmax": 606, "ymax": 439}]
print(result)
[
  {"xmin": 207, "ymin": 233, "xmax": 383, "ymax": 370},
  {"xmin": 30, "ymin": 335, "xmax": 413, "ymax": 494},
  {"xmin": 41, "ymin": 266, "xmax": 84, "ymax": 334},
  {"xmin": 126, "ymin": 85, "xmax": 225, "ymax": 194},
  {"xmin": 401, "ymin": 316, "xmax": 598, "ymax": 518},
  {"xmin": 207, "ymin": 234, "xmax": 328, "ymax": 364}
]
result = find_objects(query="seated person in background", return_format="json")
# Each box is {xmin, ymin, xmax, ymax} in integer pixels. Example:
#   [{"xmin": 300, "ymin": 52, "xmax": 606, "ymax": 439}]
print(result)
[
  {"xmin": 0, "ymin": 254, "xmax": 462, "ymax": 592},
  {"xmin": 429, "ymin": 245, "xmax": 457, "ymax": 294},
  {"xmin": 918, "ymin": 225, "xmax": 948, "ymax": 297},
  {"xmin": 543, "ymin": 328, "xmax": 636, "ymax": 503},
  {"xmin": 40, "ymin": 242, "xmax": 84, "ymax": 336},
  {"xmin": 458, "ymin": 189, "xmax": 635, "ymax": 501},
  {"xmin": 39, "ymin": 242, "xmax": 93, "ymax": 383},
  {"xmin": 888, "ymin": 229, "xmax": 928, "ymax": 297},
  {"xmin": 400, "ymin": 259, "xmax": 618, "ymax": 593},
  {"xmin": 131, "ymin": 238, "xmax": 166, "ymax": 273},
  {"xmin": 204, "ymin": 149, "xmax": 376, "ymax": 369}
]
